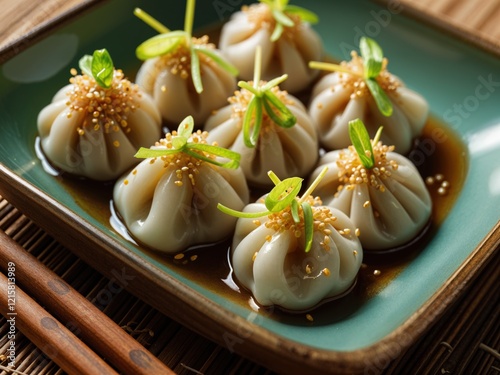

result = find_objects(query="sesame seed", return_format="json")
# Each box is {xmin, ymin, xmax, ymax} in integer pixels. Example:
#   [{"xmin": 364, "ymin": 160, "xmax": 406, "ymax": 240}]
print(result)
[
  {"xmin": 355, "ymin": 228, "xmax": 361, "ymax": 237},
  {"xmin": 435, "ymin": 174, "xmax": 444, "ymax": 181},
  {"xmin": 441, "ymin": 181, "xmax": 450, "ymax": 188},
  {"xmin": 353, "ymin": 250, "xmax": 358, "ymax": 256},
  {"xmin": 174, "ymin": 253, "xmax": 184, "ymax": 260},
  {"xmin": 323, "ymin": 268, "xmax": 331, "ymax": 276},
  {"xmin": 373, "ymin": 270, "xmax": 381, "ymax": 276},
  {"xmin": 123, "ymin": 179, "xmax": 129, "ymax": 185},
  {"xmin": 252, "ymin": 252, "xmax": 258, "ymax": 261},
  {"xmin": 190, "ymin": 255, "xmax": 198, "ymax": 261},
  {"xmin": 426, "ymin": 176, "xmax": 435, "ymax": 185},
  {"xmin": 306, "ymin": 314, "xmax": 314, "ymax": 322},
  {"xmin": 438, "ymin": 187, "xmax": 447, "ymax": 196}
]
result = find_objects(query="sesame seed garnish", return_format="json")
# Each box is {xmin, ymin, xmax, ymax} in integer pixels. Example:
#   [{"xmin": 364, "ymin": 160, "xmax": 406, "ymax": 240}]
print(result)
[
  {"xmin": 123, "ymin": 179, "xmax": 129, "ymax": 186},
  {"xmin": 336, "ymin": 51, "xmax": 400, "ymax": 100},
  {"xmin": 373, "ymin": 270, "xmax": 381, "ymax": 276},
  {"xmin": 190, "ymin": 255, "xmax": 198, "ymax": 261},
  {"xmin": 228, "ymin": 80, "xmax": 293, "ymax": 129},
  {"xmin": 306, "ymin": 314, "xmax": 314, "ymax": 322},
  {"xmin": 245, "ymin": 3, "xmax": 302, "ymax": 40},
  {"xmin": 353, "ymin": 250, "xmax": 358, "ymax": 256},
  {"xmin": 355, "ymin": 228, "xmax": 361, "ymax": 237},
  {"xmin": 66, "ymin": 69, "xmax": 140, "ymax": 140},
  {"xmin": 323, "ymin": 268, "xmax": 331, "ymax": 276},
  {"xmin": 252, "ymin": 252, "xmax": 258, "ymax": 262},
  {"xmin": 153, "ymin": 35, "xmax": 216, "ymax": 81},
  {"xmin": 174, "ymin": 253, "xmax": 184, "ymax": 260},
  {"xmin": 151, "ymin": 129, "xmax": 216, "ymax": 186},
  {"xmin": 305, "ymin": 264, "xmax": 312, "ymax": 274}
]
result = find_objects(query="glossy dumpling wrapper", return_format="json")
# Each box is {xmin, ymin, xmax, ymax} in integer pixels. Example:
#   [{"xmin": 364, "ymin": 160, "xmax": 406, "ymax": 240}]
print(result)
[
  {"xmin": 113, "ymin": 127, "xmax": 250, "ymax": 254},
  {"xmin": 135, "ymin": 37, "xmax": 237, "ymax": 125},
  {"xmin": 37, "ymin": 70, "xmax": 162, "ymax": 181},
  {"xmin": 231, "ymin": 197, "xmax": 363, "ymax": 311},
  {"xmin": 309, "ymin": 52, "xmax": 429, "ymax": 154},
  {"xmin": 309, "ymin": 142, "xmax": 432, "ymax": 251},
  {"xmin": 219, "ymin": 3, "xmax": 323, "ymax": 93},
  {"xmin": 205, "ymin": 87, "xmax": 318, "ymax": 187}
]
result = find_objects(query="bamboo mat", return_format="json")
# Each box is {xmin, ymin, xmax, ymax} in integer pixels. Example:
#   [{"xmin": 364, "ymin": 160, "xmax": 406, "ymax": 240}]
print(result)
[{"xmin": 1, "ymin": 0, "xmax": 500, "ymax": 374}]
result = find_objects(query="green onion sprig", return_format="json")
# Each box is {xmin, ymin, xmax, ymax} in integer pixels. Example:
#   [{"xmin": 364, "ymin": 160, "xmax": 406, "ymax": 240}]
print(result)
[
  {"xmin": 134, "ymin": 116, "xmax": 240, "ymax": 169},
  {"xmin": 79, "ymin": 49, "xmax": 114, "ymax": 89},
  {"xmin": 218, "ymin": 167, "xmax": 328, "ymax": 253},
  {"xmin": 134, "ymin": 0, "xmax": 238, "ymax": 94},
  {"xmin": 238, "ymin": 46, "xmax": 296, "ymax": 148},
  {"xmin": 348, "ymin": 118, "xmax": 383, "ymax": 169},
  {"xmin": 259, "ymin": 0, "xmax": 319, "ymax": 42},
  {"xmin": 309, "ymin": 37, "xmax": 393, "ymax": 117}
]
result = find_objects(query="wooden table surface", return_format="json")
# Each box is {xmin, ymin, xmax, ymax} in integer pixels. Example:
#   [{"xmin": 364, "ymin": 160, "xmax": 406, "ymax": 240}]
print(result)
[{"xmin": 0, "ymin": 0, "xmax": 499, "ymax": 374}]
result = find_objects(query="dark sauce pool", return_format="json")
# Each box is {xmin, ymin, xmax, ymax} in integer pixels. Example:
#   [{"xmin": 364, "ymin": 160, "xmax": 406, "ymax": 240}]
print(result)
[{"xmin": 41, "ymin": 115, "xmax": 468, "ymax": 325}]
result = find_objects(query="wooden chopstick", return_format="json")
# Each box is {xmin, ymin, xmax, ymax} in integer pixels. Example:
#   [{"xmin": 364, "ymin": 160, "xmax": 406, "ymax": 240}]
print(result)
[
  {"xmin": 0, "ymin": 230, "xmax": 176, "ymax": 375},
  {"xmin": 0, "ymin": 272, "xmax": 119, "ymax": 375}
]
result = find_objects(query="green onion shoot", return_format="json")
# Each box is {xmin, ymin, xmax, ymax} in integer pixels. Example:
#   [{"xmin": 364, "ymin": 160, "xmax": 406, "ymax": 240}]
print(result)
[
  {"xmin": 309, "ymin": 37, "xmax": 394, "ymax": 117},
  {"xmin": 348, "ymin": 118, "xmax": 383, "ymax": 169},
  {"xmin": 259, "ymin": 0, "xmax": 319, "ymax": 42},
  {"xmin": 135, "ymin": 115, "xmax": 240, "ymax": 170},
  {"xmin": 237, "ymin": 46, "xmax": 297, "ymax": 148},
  {"xmin": 79, "ymin": 49, "xmax": 114, "ymax": 89},
  {"xmin": 134, "ymin": 0, "xmax": 238, "ymax": 94},
  {"xmin": 218, "ymin": 166, "xmax": 328, "ymax": 253}
]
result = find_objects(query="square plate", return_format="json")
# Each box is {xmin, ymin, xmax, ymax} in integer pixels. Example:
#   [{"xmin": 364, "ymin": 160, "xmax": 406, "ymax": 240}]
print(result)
[{"xmin": 0, "ymin": 0, "xmax": 499, "ymax": 373}]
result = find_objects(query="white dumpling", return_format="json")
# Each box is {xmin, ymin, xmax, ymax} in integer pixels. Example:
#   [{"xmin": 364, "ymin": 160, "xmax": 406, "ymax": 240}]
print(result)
[
  {"xmin": 135, "ymin": 40, "xmax": 236, "ymax": 125},
  {"xmin": 231, "ymin": 197, "xmax": 363, "ymax": 311},
  {"xmin": 37, "ymin": 70, "xmax": 162, "ymax": 181},
  {"xmin": 219, "ymin": 3, "xmax": 322, "ymax": 93},
  {"xmin": 309, "ymin": 142, "xmax": 432, "ymax": 251},
  {"xmin": 205, "ymin": 88, "xmax": 318, "ymax": 187},
  {"xmin": 309, "ymin": 53, "xmax": 429, "ymax": 154},
  {"xmin": 113, "ymin": 129, "xmax": 249, "ymax": 254}
]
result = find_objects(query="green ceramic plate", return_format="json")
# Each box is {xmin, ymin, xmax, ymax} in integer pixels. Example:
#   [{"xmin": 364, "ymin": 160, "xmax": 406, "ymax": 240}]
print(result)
[{"xmin": 0, "ymin": 0, "xmax": 499, "ymax": 373}]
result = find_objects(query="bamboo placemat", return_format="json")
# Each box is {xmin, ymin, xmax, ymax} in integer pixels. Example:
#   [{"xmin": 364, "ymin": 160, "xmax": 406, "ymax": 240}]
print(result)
[{"xmin": 1, "ymin": 0, "xmax": 500, "ymax": 373}]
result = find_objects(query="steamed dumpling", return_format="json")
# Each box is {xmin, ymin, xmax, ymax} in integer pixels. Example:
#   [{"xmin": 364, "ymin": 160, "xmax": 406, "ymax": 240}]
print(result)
[
  {"xmin": 231, "ymin": 195, "xmax": 363, "ymax": 311},
  {"xmin": 219, "ymin": 2, "xmax": 322, "ymax": 93},
  {"xmin": 309, "ymin": 51, "xmax": 429, "ymax": 154},
  {"xmin": 309, "ymin": 140, "xmax": 432, "ymax": 251},
  {"xmin": 37, "ymin": 68, "xmax": 161, "ymax": 181},
  {"xmin": 113, "ymin": 117, "xmax": 249, "ymax": 253},
  {"xmin": 205, "ymin": 82, "xmax": 318, "ymax": 187},
  {"xmin": 136, "ymin": 36, "xmax": 237, "ymax": 125}
]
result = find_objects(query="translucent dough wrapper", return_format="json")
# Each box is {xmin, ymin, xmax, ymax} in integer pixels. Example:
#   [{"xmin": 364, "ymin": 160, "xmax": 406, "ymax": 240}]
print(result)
[
  {"xmin": 219, "ymin": 5, "xmax": 322, "ymax": 93},
  {"xmin": 113, "ymin": 159, "xmax": 249, "ymax": 254},
  {"xmin": 310, "ymin": 150, "xmax": 432, "ymax": 251},
  {"xmin": 205, "ymin": 95, "xmax": 318, "ymax": 187},
  {"xmin": 135, "ymin": 54, "xmax": 236, "ymax": 125},
  {"xmin": 309, "ymin": 72, "xmax": 429, "ymax": 154},
  {"xmin": 37, "ymin": 82, "xmax": 162, "ymax": 181},
  {"xmin": 231, "ymin": 203, "xmax": 363, "ymax": 311}
]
